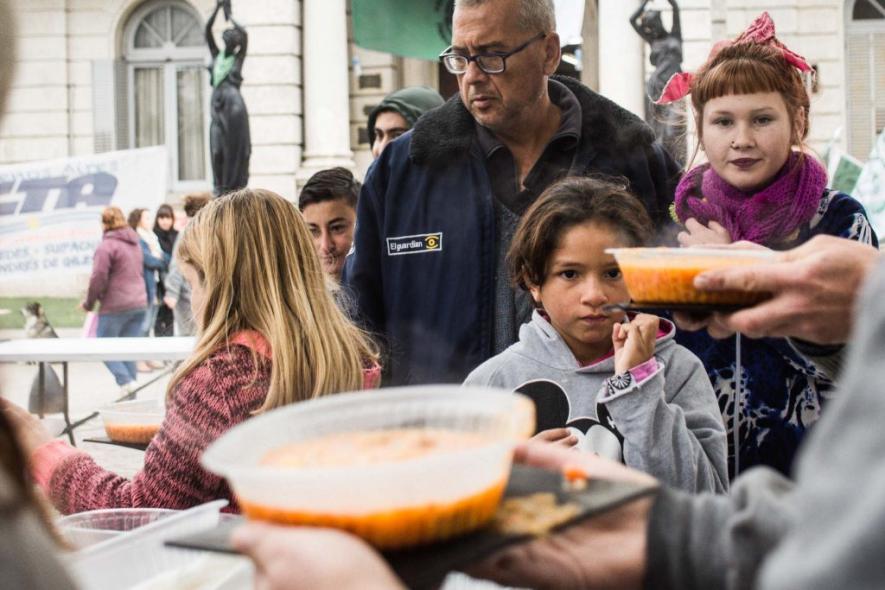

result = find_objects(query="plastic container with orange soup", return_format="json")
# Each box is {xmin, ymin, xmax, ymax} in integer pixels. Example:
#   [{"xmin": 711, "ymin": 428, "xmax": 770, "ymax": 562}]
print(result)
[
  {"xmin": 100, "ymin": 399, "xmax": 165, "ymax": 444},
  {"xmin": 607, "ymin": 247, "xmax": 777, "ymax": 306},
  {"xmin": 202, "ymin": 385, "xmax": 535, "ymax": 550}
]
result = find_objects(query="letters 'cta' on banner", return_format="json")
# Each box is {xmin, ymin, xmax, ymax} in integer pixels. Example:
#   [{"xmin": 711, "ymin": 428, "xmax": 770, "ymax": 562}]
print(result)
[{"xmin": 0, "ymin": 146, "xmax": 168, "ymax": 297}]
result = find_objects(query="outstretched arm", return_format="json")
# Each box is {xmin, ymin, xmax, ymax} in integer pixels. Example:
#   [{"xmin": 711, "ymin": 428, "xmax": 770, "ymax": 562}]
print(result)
[
  {"xmin": 630, "ymin": 0, "xmax": 652, "ymax": 40},
  {"xmin": 205, "ymin": 2, "xmax": 221, "ymax": 58},
  {"xmin": 668, "ymin": 0, "xmax": 681, "ymax": 39},
  {"xmin": 231, "ymin": 18, "xmax": 248, "ymax": 73}
]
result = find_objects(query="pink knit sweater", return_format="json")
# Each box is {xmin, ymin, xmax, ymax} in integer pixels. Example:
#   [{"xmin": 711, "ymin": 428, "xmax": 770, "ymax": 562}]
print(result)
[{"xmin": 32, "ymin": 332, "xmax": 381, "ymax": 514}]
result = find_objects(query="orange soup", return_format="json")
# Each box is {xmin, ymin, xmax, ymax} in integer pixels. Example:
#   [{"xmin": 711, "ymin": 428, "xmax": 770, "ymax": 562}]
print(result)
[
  {"xmin": 619, "ymin": 253, "xmax": 769, "ymax": 305},
  {"xmin": 242, "ymin": 429, "xmax": 506, "ymax": 549},
  {"xmin": 104, "ymin": 423, "xmax": 160, "ymax": 444}
]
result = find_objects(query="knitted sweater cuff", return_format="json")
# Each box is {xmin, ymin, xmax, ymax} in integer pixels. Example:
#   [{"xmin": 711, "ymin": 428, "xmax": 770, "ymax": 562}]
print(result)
[{"xmin": 31, "ymin": 440, "xmax": 80, "ymax": 493}]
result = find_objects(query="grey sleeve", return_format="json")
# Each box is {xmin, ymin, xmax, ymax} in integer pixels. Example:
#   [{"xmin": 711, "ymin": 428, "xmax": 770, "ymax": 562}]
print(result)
[
  {"xmin": 757, "ymin": 260, "xmax": 885, "ymax": 590},
  {"xmin": 645, "ymin": 468, "xmax": 796, "ymax": 590},
  {"xmin": 601, "ymin": 354, "xmax": 729, "ymax": 494},
  {"xmin": 164, "ymin": 258, "xmax": 184, "ymax": 299},
  {"xmin": 163, "ymin": 231, "xmax": 185, "ymax": 300},
  {"xmin": 645, "ymin": 260, "xmax": 885, "ymax": 590}
]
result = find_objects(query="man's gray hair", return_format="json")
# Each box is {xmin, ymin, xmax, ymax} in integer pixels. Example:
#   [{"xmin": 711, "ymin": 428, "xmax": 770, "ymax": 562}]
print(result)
[{"xmin": 455, "ymin": 0, "xmax": 556, "ymax": 34}]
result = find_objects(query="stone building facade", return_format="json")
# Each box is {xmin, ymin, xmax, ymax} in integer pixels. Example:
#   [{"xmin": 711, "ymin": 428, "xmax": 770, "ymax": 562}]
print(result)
[{"xmin": 0, "ymin": 0, "xmax": 881, "ymax": 201}]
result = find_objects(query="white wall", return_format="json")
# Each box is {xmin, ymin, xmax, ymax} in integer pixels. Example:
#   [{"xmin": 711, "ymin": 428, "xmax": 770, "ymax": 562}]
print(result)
[
  {"xmin": 0, "ymin": 0, "xmax": 849, "ymax": 198},
  {"xmin": 2, "ymin": 0, "xmax": 304, "ymax": 201}
]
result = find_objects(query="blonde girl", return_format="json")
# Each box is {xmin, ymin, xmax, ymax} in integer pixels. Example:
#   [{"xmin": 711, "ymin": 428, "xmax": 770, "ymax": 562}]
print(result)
[{"xmin": 5, "ymin": 189, "xmax": 379, "ymax": 514}]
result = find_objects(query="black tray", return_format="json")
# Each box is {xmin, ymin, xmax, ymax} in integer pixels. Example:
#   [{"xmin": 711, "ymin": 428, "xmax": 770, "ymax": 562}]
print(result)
[
  {"xmin": 604, "ymin": 302, "xmax": 745, "ymax": 313},
  {"xmin": 165, "ymin": 465, "xmax": 656, "ymax": 590}
]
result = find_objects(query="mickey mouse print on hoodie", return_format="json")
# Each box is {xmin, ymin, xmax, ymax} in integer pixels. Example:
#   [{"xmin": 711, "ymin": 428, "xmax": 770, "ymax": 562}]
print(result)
[{"xmin": 465, "ymin": 311, "xmax": 729, "ymax": 494}]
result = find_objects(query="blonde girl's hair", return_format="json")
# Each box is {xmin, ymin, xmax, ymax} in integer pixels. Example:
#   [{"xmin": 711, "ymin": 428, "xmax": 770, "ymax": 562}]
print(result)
[{"xmin": 167, "ymin": 188, "xmax": 378, "ymax": 412}]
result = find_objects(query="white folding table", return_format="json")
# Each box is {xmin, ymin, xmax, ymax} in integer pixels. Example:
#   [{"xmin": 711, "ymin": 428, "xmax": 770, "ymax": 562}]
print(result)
[{"xmin": 0, "ymin": 337, "xmax": 195, "ymax": 444}]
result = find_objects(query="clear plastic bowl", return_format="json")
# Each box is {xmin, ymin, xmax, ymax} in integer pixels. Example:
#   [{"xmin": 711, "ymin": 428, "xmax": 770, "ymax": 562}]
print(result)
[
  {"xmin": 202, "ymin": 385, "xmax": 534, "ymax": 549},
  {"xmin": 58, "ymin": 508, "xmax": 176, "ymax": 549},
  {"xmin": 63, "ymin": 500, "xmax": 252, "ymax": 590},
  {"xmin": 607, "ymin": 247, "xmax": 777, "ymax": 305},
  {"xmin": 100, "ymin": 399, "xmax": 165, "ymax": 444}
]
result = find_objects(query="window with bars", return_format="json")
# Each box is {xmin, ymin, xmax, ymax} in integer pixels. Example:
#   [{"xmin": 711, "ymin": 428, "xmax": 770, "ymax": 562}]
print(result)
[{"xmin": 847, "ymin": 0, "xmax": 885, "ymax": 160}]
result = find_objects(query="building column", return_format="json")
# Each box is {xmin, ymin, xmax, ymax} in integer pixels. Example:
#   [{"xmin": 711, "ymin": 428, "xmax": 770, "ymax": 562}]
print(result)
[
  {"xmin": 597, "ymin": 0, "xmax": 646, "ymax": 119},
  {"xmin": 297, "ymin": 0, "xmax": 354, "ymax": 185}
]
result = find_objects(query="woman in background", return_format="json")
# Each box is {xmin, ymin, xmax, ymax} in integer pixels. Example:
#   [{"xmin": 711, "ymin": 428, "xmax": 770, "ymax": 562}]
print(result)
[
  {"xmin": 153, "ymin": 204, "xmax": 178, "ymax": 337},
  {"xmin": 82, "ymin": 207, "xmax": 146, "ymax": 394},
  {"xmin": 128, "ymin": 208, "xmax": 166, "ymax": 339}
]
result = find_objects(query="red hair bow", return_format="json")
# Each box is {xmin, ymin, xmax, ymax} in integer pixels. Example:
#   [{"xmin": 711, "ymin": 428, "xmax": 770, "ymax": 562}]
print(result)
[{"xmin": 655, "ymin": 12, "xmax": 812, "ymax": 105}]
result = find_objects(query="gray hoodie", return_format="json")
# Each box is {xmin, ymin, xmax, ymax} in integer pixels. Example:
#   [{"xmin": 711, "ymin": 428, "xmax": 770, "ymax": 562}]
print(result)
[
  {"xmin": 465, "ymin": 311, "xmax": 728, "ymax": 494},
  {"xmin": 645, "ymin": 258, "xmax": 885, "ymax": 590}
]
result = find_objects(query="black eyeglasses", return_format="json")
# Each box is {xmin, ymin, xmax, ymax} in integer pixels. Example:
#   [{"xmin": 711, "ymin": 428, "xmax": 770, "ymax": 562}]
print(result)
[{"xmin": 439, "ymin": 33, "xmax": 546, "ymax": 75}]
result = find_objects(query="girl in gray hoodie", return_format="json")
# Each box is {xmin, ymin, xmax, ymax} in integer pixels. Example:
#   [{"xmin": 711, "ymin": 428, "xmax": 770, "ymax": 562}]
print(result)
[{"xmin": 465, "ymin": 177, "xmax": 728, "ymax": 493}]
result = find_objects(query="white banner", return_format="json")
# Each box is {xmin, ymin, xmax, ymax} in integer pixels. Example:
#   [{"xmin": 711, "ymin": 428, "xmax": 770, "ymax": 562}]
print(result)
[{"xmin": 0, "ymin": 147, "xmax": 168, "ymax": 297}]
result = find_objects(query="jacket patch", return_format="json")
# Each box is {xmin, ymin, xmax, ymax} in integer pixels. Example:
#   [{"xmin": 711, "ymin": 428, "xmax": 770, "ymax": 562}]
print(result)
[{"xmin": 386, "ymin": 232, "xmax": 443, "ymax": 256}]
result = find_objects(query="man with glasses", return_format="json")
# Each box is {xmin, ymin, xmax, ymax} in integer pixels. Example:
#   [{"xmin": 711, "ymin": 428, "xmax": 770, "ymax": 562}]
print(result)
[{"xmin": 344, "ymin": 0, "xmax": 680, "ymax": 386}]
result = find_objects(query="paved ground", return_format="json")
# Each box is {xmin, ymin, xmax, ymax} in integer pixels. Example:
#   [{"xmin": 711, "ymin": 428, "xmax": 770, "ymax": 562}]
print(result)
[{"xmin": 0, "ymin": 328, "xmax": 168, "ymax": 479}]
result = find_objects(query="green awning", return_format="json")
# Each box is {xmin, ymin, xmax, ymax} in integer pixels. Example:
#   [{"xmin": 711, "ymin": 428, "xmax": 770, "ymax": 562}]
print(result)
[{"xmin": 352, "ymin": 0, "xmax": 453, "ymax": 61}]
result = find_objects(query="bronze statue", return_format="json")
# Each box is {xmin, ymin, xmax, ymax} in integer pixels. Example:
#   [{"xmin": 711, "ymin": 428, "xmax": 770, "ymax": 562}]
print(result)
[
  {"xmin": 631, "ymin": 0, "xmax": 686, "ymax": 165},
  {"xmin": 206, "ymin": 0, "xmax": 250, "ymax": 196}
]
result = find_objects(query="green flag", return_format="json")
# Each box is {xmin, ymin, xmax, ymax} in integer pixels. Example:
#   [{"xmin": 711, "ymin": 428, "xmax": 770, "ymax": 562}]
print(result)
[{"xmin": 352, "ymin": 0, "xmax": 454, "ymax": 60}]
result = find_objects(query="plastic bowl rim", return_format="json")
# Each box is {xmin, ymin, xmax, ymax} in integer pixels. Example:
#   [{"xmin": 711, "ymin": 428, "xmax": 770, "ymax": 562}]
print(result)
[
  {"xmin": 202, "ymin": 385, "xmax": 532, "ymax": 479},
  {"xmin": 605, "ymin": 246, "xmax": 777, "ymax": 260}
]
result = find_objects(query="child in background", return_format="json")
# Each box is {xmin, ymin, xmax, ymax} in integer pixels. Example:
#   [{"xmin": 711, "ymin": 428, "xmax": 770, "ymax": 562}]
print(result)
[
  {"xmin": 465, "ymin": 177, "xmax": 728, "ymax": 494},
  {"xmin": 659, "ymin": 13, "xmax": 878, "ymax": 478},
  {"xmin": 3, "ymin": 189, "xmax": 380, "ymax": 514}
]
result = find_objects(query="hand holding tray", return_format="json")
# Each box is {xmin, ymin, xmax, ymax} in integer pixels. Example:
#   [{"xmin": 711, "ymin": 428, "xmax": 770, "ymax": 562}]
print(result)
[{"xmin": 166, "ymin": 465, "xmax": 657, "ymax": 589}]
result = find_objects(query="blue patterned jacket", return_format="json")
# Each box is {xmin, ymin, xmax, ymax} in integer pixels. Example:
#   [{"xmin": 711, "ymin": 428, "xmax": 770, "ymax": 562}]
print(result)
[{"xmin": 676, "ymin": 190, "xmax": 877, "ymax": 479}]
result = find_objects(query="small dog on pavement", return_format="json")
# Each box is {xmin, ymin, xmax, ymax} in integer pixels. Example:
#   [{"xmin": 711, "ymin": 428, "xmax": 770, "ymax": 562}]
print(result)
[
  {"xmin": 23, "ymin": 302, "xmax": 59, "ymax": 339},
  {"xmin": 21, "ymin": 302, "xmax": 65, "ymax": 414}
]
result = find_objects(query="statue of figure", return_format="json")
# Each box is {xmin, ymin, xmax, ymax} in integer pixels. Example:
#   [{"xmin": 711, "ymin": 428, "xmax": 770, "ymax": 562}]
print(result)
[
  {"xmin": 206, "ymin": 0, "xmax": 250, "ymax": 196},
  {"xmin": 631, "ymin": 0, "xmax": 686, "ymax": 165}
]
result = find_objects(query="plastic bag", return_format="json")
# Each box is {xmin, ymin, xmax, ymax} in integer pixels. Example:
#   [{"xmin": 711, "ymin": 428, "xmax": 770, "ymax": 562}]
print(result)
[{"xmin": 82, "ymin": 311, "xmax": 98, "ymax": 338}]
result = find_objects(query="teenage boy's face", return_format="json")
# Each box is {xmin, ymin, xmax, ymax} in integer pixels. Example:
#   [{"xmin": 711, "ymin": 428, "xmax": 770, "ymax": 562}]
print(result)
[
  {"xmin": 302, "ymin": 198, "xmax": 357, "ymax": 280},
  {"xmin": 529, "ymin": 222, "xmax": 629, "ymax": 365}
]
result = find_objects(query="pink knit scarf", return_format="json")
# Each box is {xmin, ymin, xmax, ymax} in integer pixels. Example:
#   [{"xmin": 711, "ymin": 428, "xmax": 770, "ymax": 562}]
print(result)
[{"xmin": 674, "ymin": 153, "xmax": 827, "ymax": 245}]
